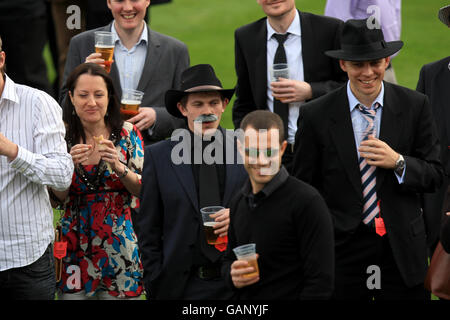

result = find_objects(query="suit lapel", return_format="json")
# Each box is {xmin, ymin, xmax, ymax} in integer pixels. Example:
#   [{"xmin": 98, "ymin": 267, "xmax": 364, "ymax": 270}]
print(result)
[
  {"xmin": 254, "ymin": 19, "xmax": 268, "ymax": 108},
  {"xmin": 137, "ymin": 28, "xmax": 161, "ymax": 92},
  {"xmin": 170, "ymin": 138, "xmax": 199, "ymax": 213},
  {"xmin": 377, "ymin": 82, "xmax": 402, "ymax": 189},
  {"xmin": 437, "ymin": 59, "xmax": 450, "ymax": 145},
  {"xmin": 329, "ymin": 88, "xmax": 363, "ymax": 198},
  {"xmin": 299, "ymin": 11, "xmax": 314, "ymax": 83}
]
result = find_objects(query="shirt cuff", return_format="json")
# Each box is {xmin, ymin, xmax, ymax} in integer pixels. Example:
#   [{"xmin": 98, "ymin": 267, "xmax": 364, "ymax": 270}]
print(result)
[
  {"xmin": 9, "ymin": 145, "xmax": 34, "ymax": 174},
  {"xmin": 147, "ymin": 120, "xmax": 156, "ymax": 136},
  {"xmin": 394, "ymin": 163, "xmax": 406, "ymax": 184}
]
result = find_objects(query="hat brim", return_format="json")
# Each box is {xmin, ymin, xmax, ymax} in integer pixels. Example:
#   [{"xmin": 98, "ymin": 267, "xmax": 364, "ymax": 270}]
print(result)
[
  {"xmin": 439, "ymin": 5, "xmax": 450, "ymax": 27},
  {"xmin": 165, "ymin": 88, "xmax": 235, "ymax": 119},
  {"xmin": 324, "ymin": 41, "xmax": 404, "ymax": 61}
]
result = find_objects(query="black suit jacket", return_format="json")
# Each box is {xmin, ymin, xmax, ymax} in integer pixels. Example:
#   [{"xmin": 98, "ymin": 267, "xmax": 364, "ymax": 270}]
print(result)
[
  {"xmin": 136, "ymin": 128, "xmax": 247, "ymax": 299},
  {"xmin": 292, "ymin": 82, "xmax": 443, "ymax": 287},
  {"xmin": 232, "ymin": 10, "xmax": 347, "ymax": 128},
  {"xmin": 417, "ymin": 56, "xmax": 450, "ymax": 250}
]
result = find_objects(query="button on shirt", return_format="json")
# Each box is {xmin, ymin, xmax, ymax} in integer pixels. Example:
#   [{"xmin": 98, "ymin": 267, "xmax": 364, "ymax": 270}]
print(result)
[
  {"xmin": 111, "ymin": 21, "xmax": 148, "ymax": 92},
  {"xmin": 266, "ymin": 10, "xmax": 304, "ymax": 145},
  {"xmin": 0, "ymin": 75, "xmax": 73, "ymax": 271}
]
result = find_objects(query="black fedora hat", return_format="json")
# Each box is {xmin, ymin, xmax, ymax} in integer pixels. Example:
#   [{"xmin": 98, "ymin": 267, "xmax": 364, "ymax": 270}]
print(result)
[
  {"xmin": 439, "ymin": 5, "xmax": 450, "ymax": 27},
  {"xmin": 325, "ymin": 18, "xmax": 403, "ymax": 61},
  {"xmin": 165, "ymin": 64, "xmax": 235, "ymax": 119}
]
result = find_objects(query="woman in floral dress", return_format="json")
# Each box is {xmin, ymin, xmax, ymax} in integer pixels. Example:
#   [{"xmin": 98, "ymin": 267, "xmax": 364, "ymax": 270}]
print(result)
[{"xmin": 51, "ymin": 63, "xmax": 144, "ymax": 299}]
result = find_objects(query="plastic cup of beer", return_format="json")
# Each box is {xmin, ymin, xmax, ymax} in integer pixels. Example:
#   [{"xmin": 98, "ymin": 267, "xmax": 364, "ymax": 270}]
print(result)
[
  {"xmin": 270, "ymin": 63, "xmax": 289, "ymax": 82},
  {"xmin": 120, "ymin": 89, "xmax": 144, "ymax": 120},
  {"xmin": 200, "ymin": 206, "xmax": 225, "ymax": 245},
  {"xmin": 233, "ymin": 243, "xmax": 259, "ymax": 278},
  {"xmin": 94, "ymin": 31, "xmax": 115, "ymax": 73}
]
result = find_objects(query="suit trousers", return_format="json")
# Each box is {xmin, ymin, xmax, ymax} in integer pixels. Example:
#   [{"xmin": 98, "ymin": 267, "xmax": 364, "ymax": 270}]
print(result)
[{"xmin": 333, "ymin": 222, "xmax": 429, "ymax": 300}]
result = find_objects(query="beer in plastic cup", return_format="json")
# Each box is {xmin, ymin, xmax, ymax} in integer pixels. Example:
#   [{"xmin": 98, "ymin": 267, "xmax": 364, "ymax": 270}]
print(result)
[
  {"xmin": 233, "ymin": 243, "xmax": 259, "ymax": 278},
  {"xmin": 95, "ymin": 31, "xmax": 115, "ymax": 73},
  {"xmin": 120, "ymin": 89, "xmax": 144, "ymax": 120},
  {"xmin": 200, "ymin": 206, "xmax": 224, "ymax": 245}
]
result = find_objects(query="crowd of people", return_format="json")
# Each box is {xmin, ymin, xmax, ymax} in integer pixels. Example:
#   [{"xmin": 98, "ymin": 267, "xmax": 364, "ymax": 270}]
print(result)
[{"xmin": 0, "ymin": 0, "xmax": 449, "ymax": 301}]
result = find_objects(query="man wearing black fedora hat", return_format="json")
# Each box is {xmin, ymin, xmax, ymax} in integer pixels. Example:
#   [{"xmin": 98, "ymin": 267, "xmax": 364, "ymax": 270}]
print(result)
[
  {"xmin": 417, "ymin": 4, "xmax": 450, "ymax": 258},
  {"xmin": 292, "ymin": 18, "xmax": 443, "ymax": 299},
  {"xmin": 135, "ymin": 64, "xmax": 247, "ymax": 299}
]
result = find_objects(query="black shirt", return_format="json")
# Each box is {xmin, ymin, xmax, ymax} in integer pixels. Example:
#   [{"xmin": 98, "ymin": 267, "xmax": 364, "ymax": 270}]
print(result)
[{"xmin": 223, "ymin": 167, "xmax": 335, "ymax": 299}]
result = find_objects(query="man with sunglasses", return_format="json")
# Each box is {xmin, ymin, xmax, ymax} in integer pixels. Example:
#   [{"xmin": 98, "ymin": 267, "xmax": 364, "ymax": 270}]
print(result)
[{"xmin": 222, "ymin": 110, "xmax": 334, "ymax": 300}]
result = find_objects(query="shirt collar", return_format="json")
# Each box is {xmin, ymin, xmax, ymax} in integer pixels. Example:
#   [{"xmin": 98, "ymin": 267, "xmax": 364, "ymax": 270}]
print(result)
[
  {"xmin": 266, "ymin": 9, "xmax": 301, "ymax": 41},
  {"xmin": 347, "ymin": 80, "xmax": 384, "ymax": 112},
  {"xmin": 242, "ymin": 165, "xmax": 289, "ymax": 199},
  {"xmin": 111, "ymin": 21, "xmax": 148, "ymax": 47},
  {"xmin": 0, "ymin": 75, "xmax": 19, "ymax": 105}
]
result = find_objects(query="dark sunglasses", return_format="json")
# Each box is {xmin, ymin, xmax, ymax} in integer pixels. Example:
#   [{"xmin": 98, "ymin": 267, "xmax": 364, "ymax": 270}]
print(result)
[{"xmin": 244, "ymin": 148, "xmax": 279, "ymax": 158}]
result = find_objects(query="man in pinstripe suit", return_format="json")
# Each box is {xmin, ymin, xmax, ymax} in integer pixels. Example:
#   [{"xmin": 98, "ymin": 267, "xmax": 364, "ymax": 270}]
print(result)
[{"xmin": 0, "ymin": 35, "xmax": 74, "ymax": 300}]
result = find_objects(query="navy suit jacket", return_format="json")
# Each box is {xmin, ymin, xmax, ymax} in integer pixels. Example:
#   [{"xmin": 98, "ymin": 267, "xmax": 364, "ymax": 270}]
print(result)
[
  {"xmin": 293, "ymin": 82, "xmax": 443, "ymax": 287},
  {"xmin": 136, "ymin": 128, "xmax": 247, "ymax": 299}
]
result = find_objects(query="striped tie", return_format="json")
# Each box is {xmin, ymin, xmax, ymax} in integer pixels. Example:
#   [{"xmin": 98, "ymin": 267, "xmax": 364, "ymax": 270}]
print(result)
[{"xmin": 357, "ymin": 103, "xmax": 380, "ymax": 225}]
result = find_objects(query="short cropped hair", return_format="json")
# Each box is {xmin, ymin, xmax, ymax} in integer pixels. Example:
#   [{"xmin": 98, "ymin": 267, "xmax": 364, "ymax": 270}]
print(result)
[{"xmin": 240, "ymin": 110, "xmax": 285, "ymax": 143}]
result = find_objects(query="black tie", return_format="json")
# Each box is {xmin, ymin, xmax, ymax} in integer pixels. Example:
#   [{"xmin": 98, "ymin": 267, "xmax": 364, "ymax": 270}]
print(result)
[
  {"xmin": 198, "ymin": 142, "xmax": 222, "ymax": 262},
  {"xmin": 272, "ymin": 33, "xmax": 290, "ymax": 137},
  {"xmin": 199, "ymin": 162, "xmax": 221, "ymax": 208}
]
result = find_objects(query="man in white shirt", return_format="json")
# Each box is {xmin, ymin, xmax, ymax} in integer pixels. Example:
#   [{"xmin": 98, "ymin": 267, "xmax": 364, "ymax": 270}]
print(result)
[
  {"xmin": 232, "ymin": 0, "xmax": 347, "ymax": 172},
  {"xmin": 0, "ymin": 35, "xmax": 73, "ymax": 300}
]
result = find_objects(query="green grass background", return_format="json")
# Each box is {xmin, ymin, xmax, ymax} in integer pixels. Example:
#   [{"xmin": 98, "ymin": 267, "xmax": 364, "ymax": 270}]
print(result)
[{"xmin": 44, "ymin": 0, "xmax": 450, "ymax": 130}]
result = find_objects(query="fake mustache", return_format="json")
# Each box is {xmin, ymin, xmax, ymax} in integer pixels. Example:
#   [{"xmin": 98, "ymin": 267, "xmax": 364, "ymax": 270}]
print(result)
[{"xmin": 193, "ymin": 114, "xmax": 218, "ymax": 123}]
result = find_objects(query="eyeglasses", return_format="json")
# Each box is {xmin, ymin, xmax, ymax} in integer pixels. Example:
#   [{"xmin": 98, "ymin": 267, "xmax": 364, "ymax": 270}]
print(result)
[{"xmin": 244, "ymin": 148, "xmax": 279, "ymax": 158}]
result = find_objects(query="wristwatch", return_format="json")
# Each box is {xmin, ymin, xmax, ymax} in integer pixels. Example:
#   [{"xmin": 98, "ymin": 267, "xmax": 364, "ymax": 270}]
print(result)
[
  {"xmin": 117, "ymin": 165, "xmax": 129, "ymax": 179},
  {"xmin": 394, "ymin": 154, "xmax": 405, "ymax": 176}
]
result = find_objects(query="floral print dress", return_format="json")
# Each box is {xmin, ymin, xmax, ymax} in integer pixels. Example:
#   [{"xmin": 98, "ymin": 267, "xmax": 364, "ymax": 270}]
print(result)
[{"xmin": 58, "ymin": 122, "xmax": 144, "ymax": 298}]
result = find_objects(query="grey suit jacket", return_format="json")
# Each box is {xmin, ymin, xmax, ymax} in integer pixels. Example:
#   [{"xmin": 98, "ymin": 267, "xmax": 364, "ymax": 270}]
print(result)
[{"xmin": 59, "ymin": 23, "xmax": 190, "ymax": 144}]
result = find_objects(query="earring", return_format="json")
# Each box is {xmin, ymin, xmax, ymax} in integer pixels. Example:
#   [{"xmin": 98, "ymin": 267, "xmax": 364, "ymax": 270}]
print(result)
[{"xmin": 72, "ymin": 109, "xmax": 75, "ymax": 116}]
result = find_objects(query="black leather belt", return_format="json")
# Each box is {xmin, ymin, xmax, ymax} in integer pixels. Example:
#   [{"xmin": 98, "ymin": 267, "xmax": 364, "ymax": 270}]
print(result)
[{"xmin": 192, "ymin": 265, "xmax": 222, "ymax": 280}]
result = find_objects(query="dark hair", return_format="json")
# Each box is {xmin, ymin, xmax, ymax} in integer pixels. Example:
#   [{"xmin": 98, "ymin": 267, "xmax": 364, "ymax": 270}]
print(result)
[
  {"xmin": 63, "ymin": 63, "xmax": 123, "ymax": 147},
  {"xmin": 240, "ymin": 110, "xmax": 285, "ymax": 143},
  {"xmin": 178, "ymin": 90, "xmax": 227, "ymax": 107}
]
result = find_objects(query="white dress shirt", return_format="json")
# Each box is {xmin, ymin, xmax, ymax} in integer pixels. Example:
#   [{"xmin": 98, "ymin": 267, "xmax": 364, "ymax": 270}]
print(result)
[
  {"xmin": 111, "ymin": 21, "xmax": 148, "ymax": 92},
  {"xmin": 266, "ymin": 10, "xmax": 303, "ymax": 144},
  {"xmin": 0, "ymin": 75, "xmax": 73, "ymax": 271},
  {"xmin": 347, "ymin": 81, "xmax": 404, "ymax": 182}
]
